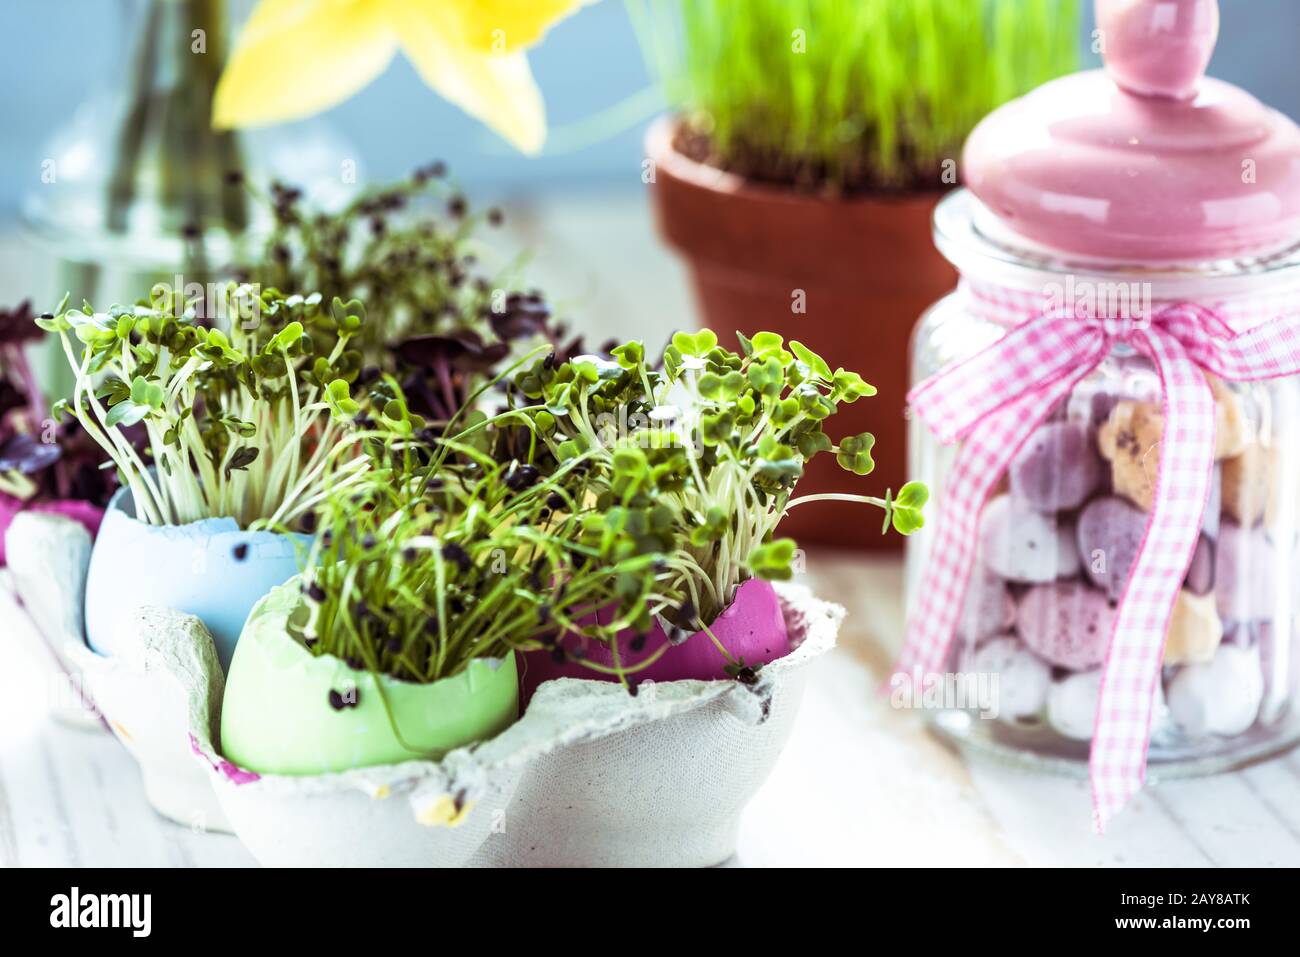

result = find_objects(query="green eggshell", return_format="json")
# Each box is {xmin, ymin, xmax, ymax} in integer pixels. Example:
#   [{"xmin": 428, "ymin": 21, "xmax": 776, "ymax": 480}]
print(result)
[{"xmin": 220, "ymin": 580, "xmax": 519, "ymax": 775}]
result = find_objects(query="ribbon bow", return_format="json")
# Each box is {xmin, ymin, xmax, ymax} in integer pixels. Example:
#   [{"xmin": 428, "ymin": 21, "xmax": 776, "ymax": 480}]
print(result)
[{"xmin": 896, "ymin": 300, "xmax": 1300, "ymax": 830}]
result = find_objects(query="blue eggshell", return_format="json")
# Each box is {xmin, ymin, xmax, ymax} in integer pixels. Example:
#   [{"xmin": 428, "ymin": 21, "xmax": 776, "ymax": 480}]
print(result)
[{"xmin": 83, "ymin": 486, "xmax": 310, "ymax": 671}]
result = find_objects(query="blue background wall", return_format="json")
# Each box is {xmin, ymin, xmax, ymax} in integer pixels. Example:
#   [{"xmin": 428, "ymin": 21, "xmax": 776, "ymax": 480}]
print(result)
[{"xmin": 1, "ymin": 0, "xmax": 1298, "ymax": 213}]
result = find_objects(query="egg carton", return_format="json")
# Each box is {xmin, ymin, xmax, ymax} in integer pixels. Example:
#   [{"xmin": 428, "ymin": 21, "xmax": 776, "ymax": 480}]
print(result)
[
  {"xmin": 4, "ymin": 510, "xmax": 842, "ymax": 866},
  {"xmin": 5, "ymin": 511, "xmax": 233, "ymax": 831}
]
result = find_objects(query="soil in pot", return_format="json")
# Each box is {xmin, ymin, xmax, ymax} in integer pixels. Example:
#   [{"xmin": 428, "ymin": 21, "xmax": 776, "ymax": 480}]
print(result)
[
  {"xmin": 83, "ymin": 485, "xmax": 307, "ymax": 670},
  {"xmin": 647, "ymin": 117, "xmax": 956, "ymax": 550},
  {"xmin": 519, "ymin": 577, "xmax": 789, "ymax": 704},
  {"xmin": 221, "ymin": 580, "xmax": 520, "ymax": 775}
]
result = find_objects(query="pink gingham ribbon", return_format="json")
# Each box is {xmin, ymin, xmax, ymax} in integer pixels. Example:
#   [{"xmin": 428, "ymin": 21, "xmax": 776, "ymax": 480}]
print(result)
[{"xmin": 896, "ymin": 296, "xmax": 1300, "ymax": 831}]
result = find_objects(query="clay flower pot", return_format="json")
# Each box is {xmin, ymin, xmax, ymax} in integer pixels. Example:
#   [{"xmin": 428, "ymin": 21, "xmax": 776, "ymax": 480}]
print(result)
[
  {"xmin": 83, "ymin": 486, "xmax": 307, "ymax": 671},
  {"xmin": 519, "ymin": 578, "xmax": 789, "ymax": 703},
  {"xmin": 646, "ymin": 116, "xmax": 956, "ymax": 549},
  {"xmin": 0, "ymin": 493, "xmax": 102, "ymax": 565},
  {"xmin": 220, "ymin": 580, "xmax": 520, "ymax": 775}
]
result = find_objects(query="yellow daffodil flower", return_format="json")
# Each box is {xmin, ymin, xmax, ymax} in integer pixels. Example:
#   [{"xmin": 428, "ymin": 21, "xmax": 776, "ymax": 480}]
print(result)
[{"xmin": 213, "ymin": 0, "xmax": 595, "ymax": 154}]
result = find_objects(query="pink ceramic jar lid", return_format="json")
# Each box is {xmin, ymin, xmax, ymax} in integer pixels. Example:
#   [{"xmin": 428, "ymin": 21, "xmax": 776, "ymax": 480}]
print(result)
[{"xmin": 963, "ymin": 0, "xmax": 1300, "ymax": 264}]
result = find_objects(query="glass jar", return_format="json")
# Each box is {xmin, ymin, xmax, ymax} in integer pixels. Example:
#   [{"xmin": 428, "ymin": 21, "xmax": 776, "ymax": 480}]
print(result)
[{"xmin": 907, "ymin": 189, "xmax": 1300, "ymax": 775}]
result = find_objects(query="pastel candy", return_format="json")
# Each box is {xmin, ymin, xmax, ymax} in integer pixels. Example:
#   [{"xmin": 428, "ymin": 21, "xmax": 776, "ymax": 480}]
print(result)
[
  {"xmin": 1209, "ymin": 376, "xmax": 1251, "ymax": 461},
  {"xmin": 1166, "ymin": 644, "xmax": 1263, "ymax": 737},
  {"xmin": 979, "ymin": 494, "xmax": 1079, "ymax": 583},
  {"xmin": 1162, "ymin": 589, "xmax": 1223, "ymax": 666},
  {"xmin": 1220, "ymin": 443, "xmax": 1271, "ymax": 527},
  {"xmin": 1097, "ymin": 401, "xmax": 1162, "ymax": 511},
  {"xmin": 1184, "ymin": 535, "xmax": 1215, "ymax": 596},
  {"xmin": 1046, "ymin": 669, "xmax": 1102, "ymax": 741},
  {"xmin": 1015, "ymin": 581, "xmax": 1115, "ymax": 670},
  {"xmin": 1097, "ymin": 389, "xmax": 1249, "ymax": 513},
  {"xmin": 1214, "ymin": 522, "xmax": 1276, "ymax": 623},
  {"xmin": 970, "ymin": 637, "xmax": 1051, "ymax": 720},
  {"xmin": 1009, "ymin": 421, "xmax": 1104, "ymax": 512},
  {"xmin": 1076, "ymin": 496, "xmax": 1146, "ymax": 601},
  {"xmin": 956, "ymin": 565, "xmax": 1016, "ymax": 643}
]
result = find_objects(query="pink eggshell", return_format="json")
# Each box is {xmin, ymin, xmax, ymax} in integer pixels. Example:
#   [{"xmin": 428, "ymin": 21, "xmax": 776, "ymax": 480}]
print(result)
[
  {"xmin": 519, "ymin": 578, "xmax": 790, "ymax": 704},
  {"xmin": 0, "ymin": 495, "xmax": 104, "ymax": 566},
  {"xmin": 1016, "ymin": 581, "xmax": 1116, "ymax": 671}
]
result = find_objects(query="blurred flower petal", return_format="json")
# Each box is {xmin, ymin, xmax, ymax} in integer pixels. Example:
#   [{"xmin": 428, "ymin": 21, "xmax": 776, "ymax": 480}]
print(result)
[
  {"xmin": 451, "ymin": 0, "xmax": 594, "ymax": 54},
  {"xmin": 214, "ymin": 0, "xmax": 592, "ymax": 151},
  {"xmin": 394, "ymin": 5, "xmax": 546, "ymax": 154},
  {"xmin": 213, "ymin": 0, "xmax": 397, "ymax": 129}
]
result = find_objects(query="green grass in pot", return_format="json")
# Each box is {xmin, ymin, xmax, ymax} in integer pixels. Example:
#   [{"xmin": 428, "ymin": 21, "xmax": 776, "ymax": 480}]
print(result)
[{"xmin": 633, "ymin": 0, "xmax": 1080, "ymax": 191}]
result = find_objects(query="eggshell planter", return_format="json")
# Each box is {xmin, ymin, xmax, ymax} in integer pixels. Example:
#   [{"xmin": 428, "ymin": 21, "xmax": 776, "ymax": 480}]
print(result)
[
  {"xmin": 84, "ymin": 485, "xmax": 307, "ymax": 671},
  {"xmin": 186, "ymin": 583, "xmax": 841, "ymax": 867},
  {"xmin": 519, "ymin": 578, "xmax": 790, "ymax": 703},
  {"xmin": 221, "ymin": 580, "xmax": 519, "ymax": 776},
  {"xmin": 0, "ymin": 493, "xmax": 102, "ymax": 565}
]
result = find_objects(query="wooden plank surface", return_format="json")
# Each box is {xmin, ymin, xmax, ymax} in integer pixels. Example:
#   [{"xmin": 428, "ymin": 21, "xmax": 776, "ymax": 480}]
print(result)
[{"xmin": 3, "ymin": 552, "xmax": 1299, "ymax": 867}]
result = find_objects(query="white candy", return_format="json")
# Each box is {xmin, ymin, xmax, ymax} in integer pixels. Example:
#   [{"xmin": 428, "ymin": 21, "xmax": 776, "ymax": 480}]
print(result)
[
  {"xmin": 970, "ymin": 637, "xmax": 1051, "ymax": 720},
  {"xmin": 979, "ymin": 494, "xmax": 1080, "ymax": 584},
  {"xmin": 1166, "ymin": 644, "xmax": 1264, "ymax": 737},
  {"xmin": 1047, "ymin": 669, "xmax": 1102, "ymax": 740}
]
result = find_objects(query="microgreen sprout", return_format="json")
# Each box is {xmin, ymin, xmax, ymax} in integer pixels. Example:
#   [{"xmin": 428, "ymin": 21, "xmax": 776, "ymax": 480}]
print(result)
[
  {"xmin": 293, "ymin": 389, "xmax": 672, "ymax": 684},
  {"xmin": 39, "ymin": 286, "xmax": 375, "ymax": 529},
  {"xmin": 511, "ymin": 329, "xmax": 927, "ymax": 625},
  {"xmin": 235, "ymin": 168, "xmax": 587, "ymax": 428}
]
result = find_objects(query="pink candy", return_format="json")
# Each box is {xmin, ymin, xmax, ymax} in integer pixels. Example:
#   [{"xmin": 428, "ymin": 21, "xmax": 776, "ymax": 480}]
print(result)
[{"xmin": 1016, "ymin": 581, "xmax": 1116, "ymax": 670}]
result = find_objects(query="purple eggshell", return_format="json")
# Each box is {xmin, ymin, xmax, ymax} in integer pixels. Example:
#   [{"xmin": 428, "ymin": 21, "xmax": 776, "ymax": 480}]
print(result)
[
  {"xmin": 1184, "ymin": 535, "xmax": 1215, "ymax": 596},
  {"xmin": 1016, "ymin": 581, "xmax": 1116, "ymax": 670},
  {"xmin": 1009, "ymin": 421, "xmax": 1104, "ymax": 512},
  {"xmin": 518, "ymin": 578, "xmax": 790, "ymax": 704},
  {"xmin": 1076, "ymin": 496, "xmax": 1147, "ymax": 601},
  {"xmin": 1214, "ymin": 523, "xmax": 1276, "ymax": 623}
]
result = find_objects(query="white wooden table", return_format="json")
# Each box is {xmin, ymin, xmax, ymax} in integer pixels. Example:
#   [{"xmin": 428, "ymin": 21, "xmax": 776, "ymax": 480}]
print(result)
[{"xmin": 3, "ymin": 553, "xmax": 1299, "ymax": 867}]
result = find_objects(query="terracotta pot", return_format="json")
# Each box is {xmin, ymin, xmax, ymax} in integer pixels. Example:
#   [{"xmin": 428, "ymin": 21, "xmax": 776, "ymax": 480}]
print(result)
[{"xmin": 646, "ymin": 117, "xmax": 957, "ymax": 549}]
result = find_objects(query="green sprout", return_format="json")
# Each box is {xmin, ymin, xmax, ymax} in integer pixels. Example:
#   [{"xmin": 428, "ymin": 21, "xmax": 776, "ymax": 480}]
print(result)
[
  {"xmin": 294, "ymin": 381, "xmax": 676, "ymax": 685},
  {"xmin": 274, "ymin": 329, "xmax": 925, "ymax": 692},
  {"xmin": 233, "ymin": 168, "xmax": 586, "ymax": 430},
  {"xmin": 511, "ymin": 329, "xmax": 926, "ymax": 626},
  {"xmin": 39, "ymin": 286, "xmax": 376, "ymax": 529}
]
